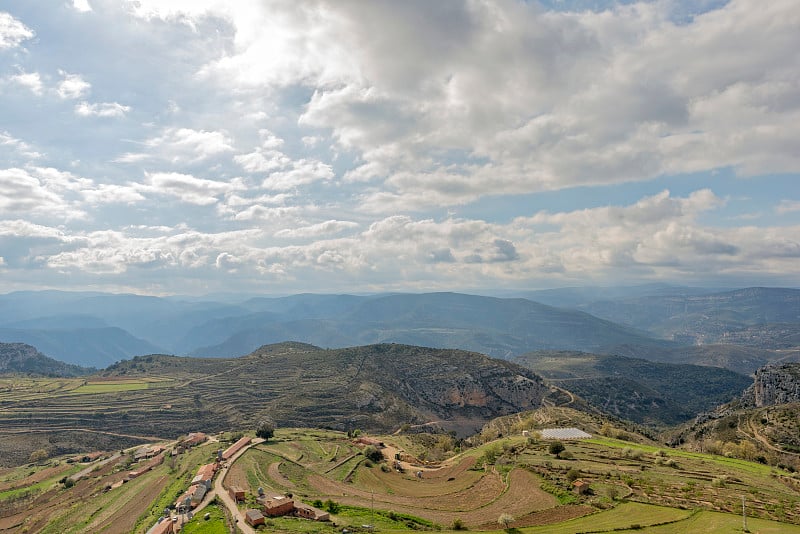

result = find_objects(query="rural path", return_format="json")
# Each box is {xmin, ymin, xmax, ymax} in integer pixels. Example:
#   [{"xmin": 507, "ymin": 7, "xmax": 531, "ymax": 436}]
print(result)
[
  {"xmin": 68, "ymin": 452, "xmax": 121, "ymax": 482},
  {"xmin": 739, "ymin": 412, "xmax": 800, "ymax": 457},
  {"xmin": 212, "ymin": 437, "xmax": 265, "ymax": 534}
]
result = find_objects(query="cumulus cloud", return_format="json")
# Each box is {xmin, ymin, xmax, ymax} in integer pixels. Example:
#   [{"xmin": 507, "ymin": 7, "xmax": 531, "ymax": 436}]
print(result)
[
  {"xmin": 75, "ymin": 101, "xmax": 130, "ymax": 118},
  {"xmin": 274, "ymin": 220, "xmax": 358, "ymax": 238},
  {"xmin": 57, "ymin": 71, "xmax": 91, "ymax": 99},
  {"xmin": 118, "ymin": 127, "xmax": 234, "ymax": 164},
  {"xmin": 9, "ymin": 72, "xmax": 43, "ymax": 95},
  {"xmin": 142, "ymin": 171, "xmax": 246, "ymax": 206},
  {"xmin": 71, "ymin": 0, "xmax": 92, "ymax": 13},
  {"xmin": 0, "ymin": 12, "xmax": 33, "ymax": 49},
  {"xmin": 0, "ymin": 167, "xmax": 88, "ymax": 220}
]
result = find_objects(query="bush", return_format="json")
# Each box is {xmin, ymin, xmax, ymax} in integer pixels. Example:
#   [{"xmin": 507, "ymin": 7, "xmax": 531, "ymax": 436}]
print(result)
[
  {"xmin": 566, "ymin": 468, "xmax": 581, "ymax": 482},
  {"xmin": 324, "ymin": 499, "xmax": 340, "ymax": 514},
  {"xmin": 452, "ymin": 518, "xmax": 467, "ymax": 530}
]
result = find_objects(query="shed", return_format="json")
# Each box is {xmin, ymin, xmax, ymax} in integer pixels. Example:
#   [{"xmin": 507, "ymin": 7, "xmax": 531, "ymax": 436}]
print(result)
[
  {"xmin": 294, "ymin": 502, "xmax": 330, "ymax": 521},
  {"xmin": 245, "ymin": 509, "xmax": 265, "ymax": 527},
  {"xmin": 572, "ymin": 479, "xmax": 591, "ymax": 495},
  {"xmin": 228, "ymin": 486, "xmax": 245, "ymax": 503}
]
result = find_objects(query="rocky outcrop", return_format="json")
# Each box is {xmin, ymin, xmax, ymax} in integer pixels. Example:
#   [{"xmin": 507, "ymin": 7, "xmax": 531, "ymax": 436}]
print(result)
[{"xmin": 743, "ymin": 363, "xmax": 800, "ymax": 407}]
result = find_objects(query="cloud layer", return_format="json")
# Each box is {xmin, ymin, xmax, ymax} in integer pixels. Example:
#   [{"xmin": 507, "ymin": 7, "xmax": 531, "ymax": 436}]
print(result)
[{"xmin": 0, "ymin": 0, "xmax": 797, "ymax": 294}]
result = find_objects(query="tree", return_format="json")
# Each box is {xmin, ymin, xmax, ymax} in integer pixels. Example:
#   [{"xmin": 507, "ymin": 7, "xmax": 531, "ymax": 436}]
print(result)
[
  {"xmin": 256, "ymin": 418, "xmax": 275, "ymax": 440},
  {"xmin": 363, "ymin": 445, "xmax": 384, "ymax": 463},
  {"xmin": 498, "ymin": 513, "xmax": 514, "ymax": 529},
  {"xmin": 548, "ymin": 441, "xmax": 565, "ymax": 457},
  {"xmin": 29, "ymin": 448, "xmax": 49, "ymax": 464}
]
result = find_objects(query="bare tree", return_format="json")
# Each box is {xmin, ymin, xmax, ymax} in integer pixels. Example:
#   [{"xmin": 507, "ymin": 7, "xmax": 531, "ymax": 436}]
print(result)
[{"xmin": 498, "ymin": 513, "xmax": 514, "ymax": 529}]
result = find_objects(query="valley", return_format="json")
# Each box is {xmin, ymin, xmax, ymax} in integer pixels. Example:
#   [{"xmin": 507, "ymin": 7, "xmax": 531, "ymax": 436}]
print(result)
[
  {"xmin": 2, "ymin": 415, "xmax": 800, "ymax": 533},
  {"xmin": 1, "ymin": 286, "xmax": 800, "ymax": 532}
]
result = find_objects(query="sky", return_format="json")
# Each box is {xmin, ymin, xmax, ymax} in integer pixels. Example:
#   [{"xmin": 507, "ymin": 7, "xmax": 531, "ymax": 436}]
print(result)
[{"xmin": 0, "ymin": 0, "xmax": 798, "ymax": 296}]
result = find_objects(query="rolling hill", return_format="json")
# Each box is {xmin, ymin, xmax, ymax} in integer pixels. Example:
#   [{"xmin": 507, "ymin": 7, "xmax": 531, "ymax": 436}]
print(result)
[
  {"xmin": 0, "ymin": 342, "xmax": 574, "ymax": 465},
  {"xmin": 0, "ymin": 342, "xmax": 92, "ymax": 376},
  {"xmin": 513, "ymin": 350, "xmax": 752, "ymax": 426}
]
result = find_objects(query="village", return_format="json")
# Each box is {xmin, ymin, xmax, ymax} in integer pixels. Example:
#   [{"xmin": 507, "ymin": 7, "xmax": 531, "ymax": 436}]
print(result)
[{"xmin": 143, "ymin": 432, "xmax": 332, "ymax": 533}]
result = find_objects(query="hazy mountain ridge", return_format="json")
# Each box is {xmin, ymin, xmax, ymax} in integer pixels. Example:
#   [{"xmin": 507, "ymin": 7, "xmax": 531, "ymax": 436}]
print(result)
[
  {"xmin": 580, "ymin": 287, "xmax": 800, "ymax": 345},
  {"xmin": 192, "ymin": 292, "xmax": 671, "ymax": 359},
  {"xmin": 2, "ymin": 287, "xmax": 798, "ymax": 368}
]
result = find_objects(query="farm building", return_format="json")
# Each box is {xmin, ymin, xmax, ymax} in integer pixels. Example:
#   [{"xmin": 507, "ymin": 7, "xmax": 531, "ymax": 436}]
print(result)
[
  {"xmin": 191, "ymin": 463, "xmax": 217, "ymax": 487},
  {"xmin": 175, "ymin": 484, "xmax": 206, "ymax": 508},
  {"xmin": 228, "ymin": 486, "xmax": 245, "ymax": 502},
  {"xmin": 355, "ymin": 436, "xmax": 385, "ymax": 447},
  {"xmin": 135, "ymin": 445, "xmax": 165, "ymax": 461},
  {"xmin": 540, "ymin": 427, "xmax": 592, "ymax": 440},
  {"xmin": 573, "ymin": 479, "xmax": 591, "ymax": 495},
  {"xmin": 259, "ymin": 494, "xmax": 294, "ymax": 517},
  {"xmin": 294, "ymin": 502, "xmax": 330, "ymax": 521},
  {"xmin": 245, "ymin": 509, "xmax": 265, "ymax": 527},
  {"xmin": 183, "ymin": 432, "xmax": 207, "ymax": 447},
  {"xmin": 146, "ymin": 517, "xmax": 174, "ymax": 534},
  {"xmin": 128, "ymin": 452, "xmax": 166, "ymax": 480},
  {"xmin": 222, "ymin": 436, "xmax": 251, "ymax": 460}
]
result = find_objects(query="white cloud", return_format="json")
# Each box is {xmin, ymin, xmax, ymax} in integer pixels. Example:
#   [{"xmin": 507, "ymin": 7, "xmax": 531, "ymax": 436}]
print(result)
[
  {"xmin": 274, "ymin": 220, "xmax": 358, "ymax": 238},
  {"xmin": 71, "ymin": 0, "xmax": 92, "ymax": 13},
  {"xmin": 81, "ymin": 183, "xmax": 146, "ymax": 205},
  {"xmin": 0, "ymin": 131, "xmax": 42, "ymax": 159},
  {"xmin": 118, "ymin": 127, "xmax": 234, "ymax": 164},
  {"xmin": 143, "ymin": 171, "xmax": 246, "ymax": 206},
  {"xmin": 57, "ymin": 71, "xmax": 91, "ymax": 99},
  {"xmin": 0, "ymin": 12, "xmax": 33, "ymax": 49},
  {"xmin": 10, "ymin": 72, "xmax": 43, "ymax": 95},
  {"xmin": 776, "ymin": 200, "xmax": 800, "ymax": 214},
  {"xmin": 262, "ymin": 159, "xmax": 333, "ymax": 190},
  {"xmin": 75, "ymin": 101, "xmax": 130, "ymax": 118},
  {"xmin": 0, "ymin": 167, "xmax": 87, "ymax": 220}
]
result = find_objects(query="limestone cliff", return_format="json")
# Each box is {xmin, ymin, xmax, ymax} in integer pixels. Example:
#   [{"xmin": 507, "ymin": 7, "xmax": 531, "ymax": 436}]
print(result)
[{"xmin": 742, "ymin": 363, "xmax": 800, "ymax": 407}]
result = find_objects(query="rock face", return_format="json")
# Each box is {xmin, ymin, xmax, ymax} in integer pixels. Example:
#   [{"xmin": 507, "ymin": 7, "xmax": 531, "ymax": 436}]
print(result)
[{"xmin": 744, "ymin": 363, "xmax": 800, "ymax": 407}]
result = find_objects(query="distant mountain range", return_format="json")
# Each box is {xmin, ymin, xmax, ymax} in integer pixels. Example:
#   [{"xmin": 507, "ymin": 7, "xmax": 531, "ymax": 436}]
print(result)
[{"xmin": 0, "ymin": 286, "xmax": 797, "ymax": 369}]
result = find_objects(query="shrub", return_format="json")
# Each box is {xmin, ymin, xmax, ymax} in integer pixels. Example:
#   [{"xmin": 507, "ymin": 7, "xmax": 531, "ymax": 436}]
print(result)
[{"xmin": 452, "ymin": 518, "xmax": 467, "ymax": 530}]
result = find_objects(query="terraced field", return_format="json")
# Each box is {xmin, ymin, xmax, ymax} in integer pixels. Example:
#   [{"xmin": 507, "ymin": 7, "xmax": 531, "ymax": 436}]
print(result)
[
  {"xmin": 2, "ymin": 425, "xmax": 800, "ymax": 533},
  {"xmin": 0, "ymin": 343, "xmax": 560, "ymax": 466},
  {"xmin": 218, "ymin": 429, "xmax": 800, "ymax": 532}
]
